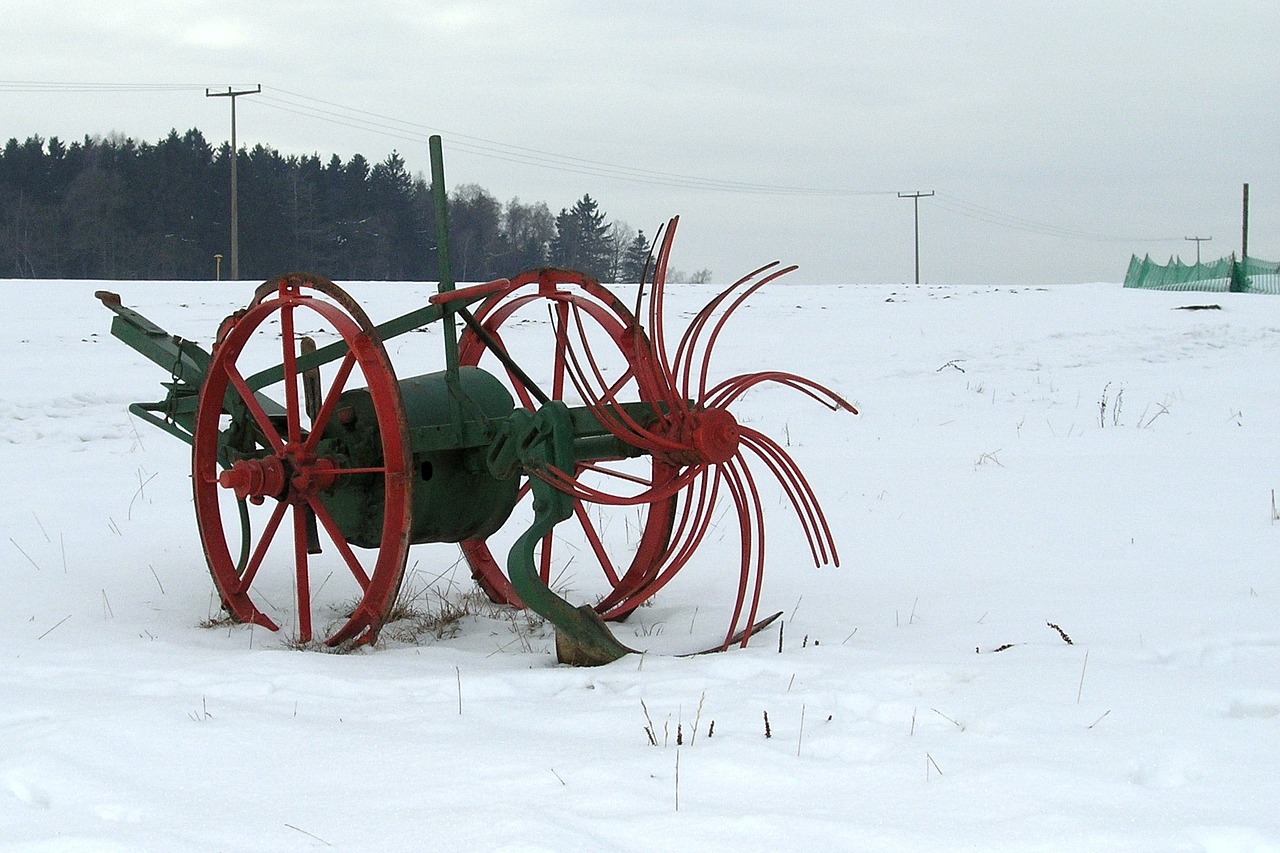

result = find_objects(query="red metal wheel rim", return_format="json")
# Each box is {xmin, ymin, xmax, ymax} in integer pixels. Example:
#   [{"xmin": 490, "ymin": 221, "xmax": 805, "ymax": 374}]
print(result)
[{"xmin": 192, "ymin": 273, "xmax": 412, "ymax": 646}]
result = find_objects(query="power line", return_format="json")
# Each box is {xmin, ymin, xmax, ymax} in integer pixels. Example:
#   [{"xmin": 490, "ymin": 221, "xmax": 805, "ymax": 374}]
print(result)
[
  {"xmin": 931, "ymin": 192, "xmax": 1180, "ymax": 243},
  {"xmin": 0, "ymin": 81, "xmax": 218, "ymax": 93},
  {"xmin": 1, "ymin": 80, "xmax": 1193, "ymax": 247},
  {"xmin": 257, "ymin": 87, "xmax": 898, "ymax": 197},
  {"xmin": 6, "ymin": 79, "xmax": 891, "ymax": 195}
]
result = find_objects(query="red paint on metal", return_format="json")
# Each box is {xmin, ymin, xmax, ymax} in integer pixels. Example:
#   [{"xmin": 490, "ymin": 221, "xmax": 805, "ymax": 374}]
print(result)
[
  {"xmin": 454, "ymin": 232, "xmax": 853, "ymax": 650},
  {"xmin": 192, "ymin": 273, "xmax": 412, "ymax": 647},
  {"xmin": 218, "ymin": 457, "xmax": 286, "ymax": 502},
  {"xmin": 427, "ymin": 277, "xmax": 512, "ymax": 305}
]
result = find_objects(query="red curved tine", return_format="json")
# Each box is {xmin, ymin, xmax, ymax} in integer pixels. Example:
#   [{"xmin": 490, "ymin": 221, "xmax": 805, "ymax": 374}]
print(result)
[
  {"xmin": 557, "ymin": 303, "xmax": 656, "ymax": 448},
  {"xmin": 736, "ymin": 461, "xmax": 769, "ymax": 648},
  {"xmin": 535, "ymin": 461, "xmax": 701, "ymax": 507},
  {"xmin": 598, "ymin": 467, "xmax": 720, "ymax": 617},
  {"xmin": 560, "ymin": 303, "xmax": 685, "ymax": 455},
  {"xmin": 644, "ymin": 218, "xmax": 688, "ymax": 412},
  {"xmin": 704, "ymin": 371, "xmax": 856, "ymax": 413},
  {"xmin": 720, "ymin": 459, "xmax": 767, "ymax": 649},
  {"xmin": 670, "ymin": 262, "xmax": 782, "ymax": 401},
  {"xmin": 594, "ymin": 469, "xmax": 700, "ymax": 613},
  {"xmin": 561, "ymin": 289, "xmax": 681, "ymax": 420},
  {"xmin": 688, "ymin": 265, "xmax": 797, "ymax": 402},
  {"xmin": 738, "ymin": 428, "xmax": 838, "ymax": 567},
  {"xmin": 632, "ymin": 219, "xmax": 664, "ymax": 323}
]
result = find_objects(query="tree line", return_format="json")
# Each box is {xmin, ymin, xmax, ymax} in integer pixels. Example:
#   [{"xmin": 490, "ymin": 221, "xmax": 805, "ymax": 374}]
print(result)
[{"xmin": 0, "ymin": 129, "xmax": 678, "ymax": 284}]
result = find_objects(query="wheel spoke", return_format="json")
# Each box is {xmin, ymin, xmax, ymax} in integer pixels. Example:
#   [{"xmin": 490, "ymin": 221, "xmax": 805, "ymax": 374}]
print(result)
[
  {"xmin": 292, "ymin": 502, "xmax": 313, "ymax": 643},
  {"xmin": 572, "ymin": 500, "xmax": 620, "ymax": 586},
  {"xmin": 326, "ymin": 465, "xmax": 388, "ymax": 476},
  {"xmin": 281, "ymin": 302, "xmax": 303, "ymax": 445},
  {"xmin": 495, "ymin": 334, "xmax": 539, "ymax": 409},
  {"xmin": 538, "ymin": 530, "xmax": 554, "ymax": 585},
  {"xmin": 224, "ymin": 363, "xmax": 286, "ymax": 455},
  {"xmin": 236, "ymin": 499, "xmax": 289, "ymax": 593},
  {"xmin": 303, "ymin": 350, "xmax": 358, "ymax": 455},
  {"xmin": 551, "ymin": 301, "xmax": 569, "ymax": 401},
  {"xmin": 306, "ymin": 495, "xmax": 373, "ymax": 590},
  {"xmin": 578, "ymin": 461, "xmax": 653, "ymax": 488}
]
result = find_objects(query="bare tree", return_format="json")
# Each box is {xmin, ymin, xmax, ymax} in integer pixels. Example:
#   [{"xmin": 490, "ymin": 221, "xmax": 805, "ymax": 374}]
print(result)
[{"xmin": 605, "ymin": 220, "xmax": 635, "ymax": 283}]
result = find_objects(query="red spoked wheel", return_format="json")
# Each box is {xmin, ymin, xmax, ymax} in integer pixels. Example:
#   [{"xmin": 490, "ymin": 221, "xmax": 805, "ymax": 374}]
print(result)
[
  {"xmin": 192, "ymin": 273, "xmax": 413, "ymax": 647},
  {"xmin": 457, "ymin": 268, "xmax": 679, "ymax": 615}
]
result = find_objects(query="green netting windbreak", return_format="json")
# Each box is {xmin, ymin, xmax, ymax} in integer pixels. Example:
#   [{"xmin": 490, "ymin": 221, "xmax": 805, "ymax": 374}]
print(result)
[{"xmin": 1124, "ymin": 254, "xmax": 1280, "ymax": 294}]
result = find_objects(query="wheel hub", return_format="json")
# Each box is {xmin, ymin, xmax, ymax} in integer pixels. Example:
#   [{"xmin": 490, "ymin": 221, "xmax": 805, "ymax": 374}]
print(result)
[
  {"xmin": 660, "ymin": 407, "xmax": 741, "ymax": 466},
  {"xmin": 218, "ymin": 450, "xmax": 338, "ymax": 503},
  {"xmin": 218, "ymin": 457, "xmax": 286, "ymax": 503}
]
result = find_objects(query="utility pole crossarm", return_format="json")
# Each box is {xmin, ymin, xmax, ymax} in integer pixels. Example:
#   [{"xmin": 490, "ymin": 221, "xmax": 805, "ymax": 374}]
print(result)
[
  {"xmin": 1184, "ymin": 236, "xmax": 1212, "ymax": 264},
  {"xmin": 206, "ymin": 85, "xmax": 262, "ymax": 280},
  {"xmin": 898, "ymin": 190, "xmax": 934, "ymax": 285}
]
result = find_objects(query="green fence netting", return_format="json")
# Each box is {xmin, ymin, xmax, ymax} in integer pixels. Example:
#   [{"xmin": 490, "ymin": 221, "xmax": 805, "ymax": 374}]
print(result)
[{"xmin": 1124, "ymin": 254, "xmax": 1280, "ymax": 294}]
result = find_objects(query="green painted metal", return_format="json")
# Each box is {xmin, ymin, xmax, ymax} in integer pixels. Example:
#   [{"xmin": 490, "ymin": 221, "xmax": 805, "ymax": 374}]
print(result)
[
  {"xmin": 97, "ymin": 291, "xmax": 211, "ymax": 445},
  {"xmin": 499, "ymin": 403, "xmax": 638, "ymax": 666},
  {"xmin": 244, "ymin": 301, "xmax": 447, "ymax": 392},
  {"xmin": 429, "ymin": 134, "xmax": 466, "ymax": 439},
  {"xmin": 398, "ymin": 367, "xmax": 520, "ymax": 545},
  {"xmin": 240, "ymin": 287, "xmax": 503, "ymax": 396}
]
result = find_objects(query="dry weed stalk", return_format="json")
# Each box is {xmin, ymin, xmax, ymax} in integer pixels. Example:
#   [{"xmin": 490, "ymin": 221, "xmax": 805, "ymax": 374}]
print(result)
[{"xmin": 1047, "ymin": 622, "xmax": 1074, "ymax": 644}]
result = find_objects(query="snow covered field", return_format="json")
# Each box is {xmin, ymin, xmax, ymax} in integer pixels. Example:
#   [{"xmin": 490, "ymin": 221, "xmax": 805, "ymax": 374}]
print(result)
[{"xmin": 3, "ymin": 276, "xmax": 1279, "ymax": 851}]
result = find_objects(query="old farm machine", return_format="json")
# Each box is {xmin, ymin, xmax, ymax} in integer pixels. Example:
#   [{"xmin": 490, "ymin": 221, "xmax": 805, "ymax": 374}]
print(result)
[{"xmin": 99, "ymin": 137, "xmax": 854, "ymax": 665}]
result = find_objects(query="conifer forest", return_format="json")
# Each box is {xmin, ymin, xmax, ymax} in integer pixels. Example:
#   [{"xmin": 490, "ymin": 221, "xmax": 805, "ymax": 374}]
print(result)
[{"xmin": 0, "ymin": 130, "xmax": 659, "ymax": 283}]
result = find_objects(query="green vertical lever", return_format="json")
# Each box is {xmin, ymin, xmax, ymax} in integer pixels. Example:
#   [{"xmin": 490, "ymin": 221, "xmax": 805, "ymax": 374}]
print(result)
[{"xmin": 429, "ymin": 135, "xmax": 464, "ymax": 430}]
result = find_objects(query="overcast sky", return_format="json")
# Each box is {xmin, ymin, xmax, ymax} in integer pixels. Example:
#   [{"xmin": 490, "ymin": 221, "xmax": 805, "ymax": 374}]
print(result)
[{"xmin": 3, "ymin": 1, "xmax": 1277, "ymax": 285}]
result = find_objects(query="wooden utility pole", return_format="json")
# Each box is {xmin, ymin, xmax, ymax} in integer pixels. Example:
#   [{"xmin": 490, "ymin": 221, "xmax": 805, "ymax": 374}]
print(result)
[
  {"xmin": 1242, "ymin": 183, "xmax": 1250, "ymax": 260},
  {"xmin": 206, "ymin": 85, "xmax": 261, "ymax": 279},
  {"xmin": 1184, "ymin": 236, "xmax": 1212, "ymax": 264},
  {"xmin": 898, "ymin": 191, "xmax": 934, "ymax": 284}
]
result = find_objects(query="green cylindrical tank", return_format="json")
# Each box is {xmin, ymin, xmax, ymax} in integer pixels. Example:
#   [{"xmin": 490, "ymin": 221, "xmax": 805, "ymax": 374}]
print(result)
[{"xmin": 315, "ymin": 366, "xmax": 520, "ymax": 549}]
